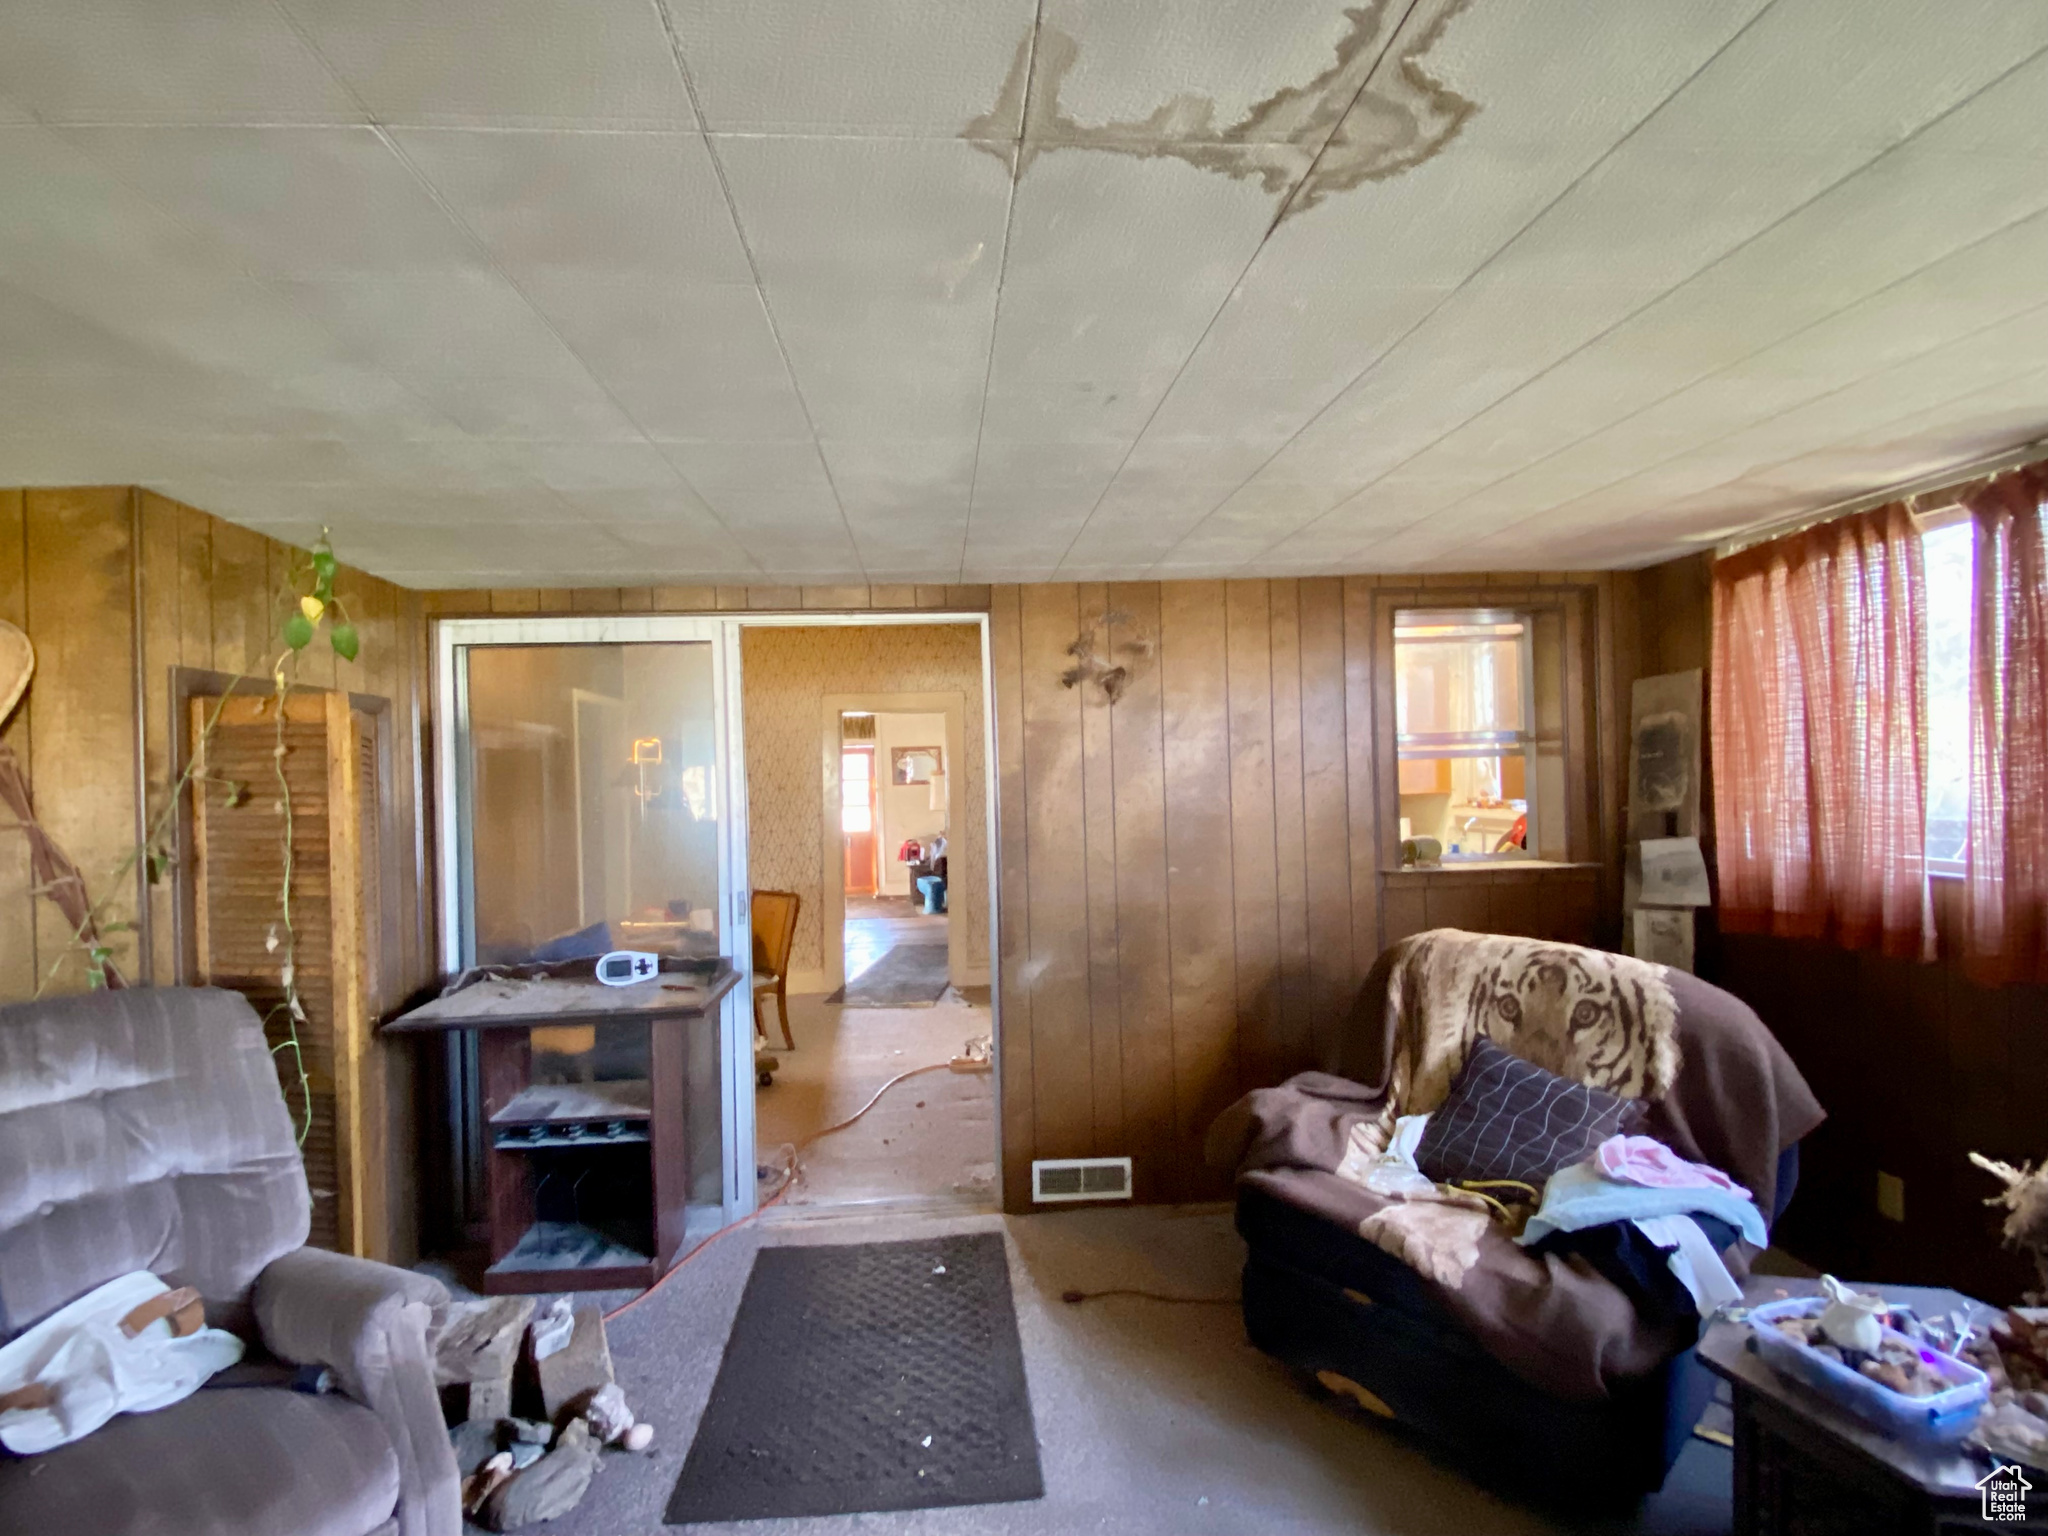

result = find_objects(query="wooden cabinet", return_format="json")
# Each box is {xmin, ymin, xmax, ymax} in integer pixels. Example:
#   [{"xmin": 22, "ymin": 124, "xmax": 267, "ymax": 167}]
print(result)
[{"xmin": 386, "ymin": 965, "xmax": 740, "ymax": 1294}]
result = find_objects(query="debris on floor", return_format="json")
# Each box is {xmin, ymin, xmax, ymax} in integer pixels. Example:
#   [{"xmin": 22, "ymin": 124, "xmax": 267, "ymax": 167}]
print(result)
[
  {"xmin": 438, "ymin": 1297, "xmax": 650, "ymax": 1529},
  {"xmin": 433, "ymin": 1295, "xmax": 533, "ymax": 1424},
  {"xmin": 529, "ymin": 1297, "xmax": 575, "ymax": 1361}
]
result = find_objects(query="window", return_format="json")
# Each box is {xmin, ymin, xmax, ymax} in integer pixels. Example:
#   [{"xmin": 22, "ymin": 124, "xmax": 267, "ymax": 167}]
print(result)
[
  {"xmin": 840, "ymin": 747, "xmax": 872, "ymax": 834},
  {"xmin": 1921, "ymin": 514, "xmax": 1974, "ymax": 876},
  {"xmin": 1393, "ymin": 610, "xmax": 1536, "ymax": 859}
]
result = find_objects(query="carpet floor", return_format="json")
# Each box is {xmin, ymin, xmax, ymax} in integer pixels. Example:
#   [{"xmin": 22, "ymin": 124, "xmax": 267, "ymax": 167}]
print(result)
[{"xmin": 487, "ymin": 1205, "xmax": 1737, "ymax": 1536}]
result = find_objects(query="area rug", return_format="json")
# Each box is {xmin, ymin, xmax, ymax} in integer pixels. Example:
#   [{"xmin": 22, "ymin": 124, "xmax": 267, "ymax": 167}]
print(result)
[
  {"xmin": 665, "ymin": 1233, "xmax": 1043, "ymax": 1523},
  {"xmin": 825, "ymin": 941, "xmax": 949, "ymax": 1007}
]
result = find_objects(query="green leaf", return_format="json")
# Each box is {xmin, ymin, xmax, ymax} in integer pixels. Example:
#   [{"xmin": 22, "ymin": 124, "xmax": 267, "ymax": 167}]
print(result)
[
  {"xmin": 329, "ymin": 622, "xmax": 360, "ymax": 662},
  {"xmin": 283, "ymin": 611, "xmax": 314, "ymax": 650}
]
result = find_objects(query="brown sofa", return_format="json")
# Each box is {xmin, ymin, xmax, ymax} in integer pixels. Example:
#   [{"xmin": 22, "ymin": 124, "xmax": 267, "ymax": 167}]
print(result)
[{"xmin": 0, "ymin": 986, "xmax": 458, "ymax": 1536}]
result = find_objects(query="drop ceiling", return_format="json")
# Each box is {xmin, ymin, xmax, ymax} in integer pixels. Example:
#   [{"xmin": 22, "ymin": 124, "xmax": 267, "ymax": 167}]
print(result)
[{"xmin": 3, "ymin": 0, "xmax": 2047, "ymax": 586}]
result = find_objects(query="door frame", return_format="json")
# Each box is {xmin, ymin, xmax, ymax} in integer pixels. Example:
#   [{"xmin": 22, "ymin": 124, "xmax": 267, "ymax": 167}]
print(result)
[
  {"xmin": 431, "ymin": 609, "xmax": 997, "ymax": 1227},
  {"xmin": 432, "ymin": 616, "xmax": 748, "ymax": 1228},
  {"xmin": 817, "ymin": 691, "xmax": 969, "ymax": 994}
]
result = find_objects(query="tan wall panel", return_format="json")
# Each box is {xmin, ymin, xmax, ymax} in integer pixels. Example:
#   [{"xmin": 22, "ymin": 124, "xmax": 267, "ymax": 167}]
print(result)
[{"xmin": 24, "ymin": 489, "xmax": 138, "ymax": 994}]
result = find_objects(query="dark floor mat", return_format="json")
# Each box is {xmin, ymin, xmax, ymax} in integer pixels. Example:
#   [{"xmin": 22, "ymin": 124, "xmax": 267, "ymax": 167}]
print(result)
[
  {"xmin": 824, "ymin": 941, "xmax": 949, "ymax": 1008},
  {"xmin": 666, "ymin": 1233, "xmax": 1043, "ymax": 1524}
]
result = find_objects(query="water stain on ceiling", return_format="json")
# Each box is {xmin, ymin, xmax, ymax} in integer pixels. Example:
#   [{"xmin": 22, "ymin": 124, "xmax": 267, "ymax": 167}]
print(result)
[{"xmin": 964, "ymin": 0, "xmax": 1477, "ymax": 223}]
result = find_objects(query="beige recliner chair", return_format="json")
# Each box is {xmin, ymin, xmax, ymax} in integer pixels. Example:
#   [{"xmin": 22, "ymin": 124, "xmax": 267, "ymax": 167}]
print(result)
[{"xmin": 0, "ymin": 986, "xmax": 459, "ymax": 1536}]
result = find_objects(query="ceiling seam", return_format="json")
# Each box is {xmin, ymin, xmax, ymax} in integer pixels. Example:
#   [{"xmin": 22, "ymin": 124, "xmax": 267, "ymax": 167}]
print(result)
[
  {"xmin": 954, "ymin": 0, "xmax": 1047, "ymax": 584},
  {"xmin": 263, "ymin": 0, "xmax": 767, "ymax": 574},
  {"xmin": 1458, "ymin": 299, "xmax": 2048, "ymax": 568},
  {"xmin": 1126, "ymin": 0, "xmax": 1786, "ymax": 579},
  {"xmin": 648, "ymin": 0, "xmax": 873, "ymax": 584},
  {"xmin": 1423, "ymin": 195, "xmax": 2048, "ymax": 567},
  {"xmin": 1041, "ymin": 0, "xmax": 1432, "ymax": 579},
  {"xmin": 1315, "ymin": 35, "xmax": 2048, "ymax": 570}
]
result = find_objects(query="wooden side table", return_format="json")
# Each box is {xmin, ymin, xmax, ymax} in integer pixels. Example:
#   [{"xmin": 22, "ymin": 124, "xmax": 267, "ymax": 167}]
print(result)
[
  {"xmin": 1699, "ymin": 1279, "xmax": 2048, "ymax": 1534},
  {"xmin": 387, "ymin": 962, "xmax": 740, "ymax": 1293}
]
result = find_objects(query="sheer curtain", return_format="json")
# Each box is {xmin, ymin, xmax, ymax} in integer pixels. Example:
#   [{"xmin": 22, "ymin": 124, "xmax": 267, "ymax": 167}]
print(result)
[
  {"xmin": 1710, "ymin": 503, "xmax": 1933, "ymax": 959},
  {"xmin": 1963, "ymin": 466, "xmax": 2048, "ymax": 985}
]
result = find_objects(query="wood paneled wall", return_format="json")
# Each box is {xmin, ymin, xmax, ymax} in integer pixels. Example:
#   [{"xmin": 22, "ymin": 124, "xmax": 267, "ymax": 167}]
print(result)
[
  {"xmin": 988, "ymin": 574, "xmax": 1633, "ymax": 1209},
  {"xmin": 418, "ymin": 570, "xmax": 1634, "ymax": 1213},
  {"xmin": 1630, "ymin": 550, "xmax": 2048, "ymax": 1301},
  {"xmin": 0, "ymin": 487, "xmax": 434, "ymax": 1259}
]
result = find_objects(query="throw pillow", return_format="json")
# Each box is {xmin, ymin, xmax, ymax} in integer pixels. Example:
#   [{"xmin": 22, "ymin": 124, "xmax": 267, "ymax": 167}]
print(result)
[{"xmin": 1413, "ymin": 1036, "xmax": 1640, "ymax": 1188}]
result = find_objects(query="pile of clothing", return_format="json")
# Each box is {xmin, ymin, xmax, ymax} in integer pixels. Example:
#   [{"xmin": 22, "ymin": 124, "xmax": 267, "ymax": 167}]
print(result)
[{"xmin": 1362, "ymin": 1112, "xmax": 1765, "ymax": 1329}]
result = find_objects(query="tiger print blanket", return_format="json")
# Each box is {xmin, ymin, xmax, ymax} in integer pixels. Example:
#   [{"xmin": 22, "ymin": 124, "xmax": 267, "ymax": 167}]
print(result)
[{"xmin": 1335, "ymin": 928, "xmax": 1683, "ymax": 1173}]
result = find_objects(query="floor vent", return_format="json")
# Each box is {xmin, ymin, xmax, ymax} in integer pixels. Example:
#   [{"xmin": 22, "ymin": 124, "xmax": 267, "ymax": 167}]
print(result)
[{"xmin": 1031, "ymin": 1157, "xmax": 1133, "ymax": 1203}]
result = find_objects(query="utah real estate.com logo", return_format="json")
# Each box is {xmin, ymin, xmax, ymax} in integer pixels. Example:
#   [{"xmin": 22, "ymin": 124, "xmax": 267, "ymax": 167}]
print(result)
[{"xmin": 1978, "ymin": 1463, "xmax": 2031, "ymax": 1523}]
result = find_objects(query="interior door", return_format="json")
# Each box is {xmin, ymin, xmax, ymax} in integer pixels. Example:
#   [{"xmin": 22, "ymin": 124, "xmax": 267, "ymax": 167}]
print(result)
[{"xmin": 841, "ymin": 744, "xmax": 877, "ymax": 896}]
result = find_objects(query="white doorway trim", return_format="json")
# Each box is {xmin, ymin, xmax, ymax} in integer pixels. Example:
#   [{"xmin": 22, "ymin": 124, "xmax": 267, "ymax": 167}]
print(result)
[
  {"xmin": 430, "ymin": 615, "xmax": 751, "ymax": 1228},
  {"xmin": 818, "ymin": 691, "xmax": 968, "ymax": 996}
]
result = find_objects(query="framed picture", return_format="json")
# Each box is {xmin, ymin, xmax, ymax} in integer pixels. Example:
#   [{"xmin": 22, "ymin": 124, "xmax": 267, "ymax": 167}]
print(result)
[{"xmin": 891, "ymin": 746, "xmax": 942, "ymax": 785}]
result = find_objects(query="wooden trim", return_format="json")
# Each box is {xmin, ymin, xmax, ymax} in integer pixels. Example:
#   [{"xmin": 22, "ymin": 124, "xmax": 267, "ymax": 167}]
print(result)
[{"xmin": 325, "ymin": 689, "xmax": 370, "ymax": 1258}]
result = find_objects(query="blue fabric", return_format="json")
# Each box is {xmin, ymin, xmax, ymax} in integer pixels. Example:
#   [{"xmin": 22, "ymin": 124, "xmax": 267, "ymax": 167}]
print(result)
[{"xmin": 1518, "ymin": 1157, "xmax": 1769, "ymax": 1250}]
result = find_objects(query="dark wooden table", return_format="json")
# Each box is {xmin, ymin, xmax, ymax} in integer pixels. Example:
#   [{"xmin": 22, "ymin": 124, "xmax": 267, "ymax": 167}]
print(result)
[
  {"xmin": 387, "ymin": 962, "xmax": 740, "ymax": 1293},
  {"xmin": 1699, "ymin": 1278, "xmax": 2046, "ymax": 1534}
]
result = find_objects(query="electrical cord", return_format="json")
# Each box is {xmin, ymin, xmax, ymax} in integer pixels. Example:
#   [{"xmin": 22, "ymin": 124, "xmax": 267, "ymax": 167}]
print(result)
[
  {"xmin": 603, "ymin": 1060, "xmax": 958, "ymax": 1323},
  {"xmin": 1059, "ymin": 1289, "xmax": 1238, "ymax": 1306}
]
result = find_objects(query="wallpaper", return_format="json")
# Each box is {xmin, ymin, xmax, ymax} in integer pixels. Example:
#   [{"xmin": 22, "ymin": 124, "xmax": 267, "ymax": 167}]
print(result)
[{"xmin": 741, "ymin": 624, "xmax": 988, "ymax": 983}]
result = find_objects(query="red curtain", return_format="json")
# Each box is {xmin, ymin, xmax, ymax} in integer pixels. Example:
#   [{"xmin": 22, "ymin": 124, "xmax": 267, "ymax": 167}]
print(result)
[
  {"xmin": 1710, "ymin": 503, "xmax": 1932, "ymax": 959},
  {"xmin": 1963, "ymin": 466, "xmax": 2048, "ymax": 985}
]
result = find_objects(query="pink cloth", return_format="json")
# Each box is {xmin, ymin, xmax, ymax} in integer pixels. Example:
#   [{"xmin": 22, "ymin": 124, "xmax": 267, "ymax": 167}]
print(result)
[{"xmin": 1595, "ymin": 1135, "xmax": 1750, "ymax": 1200}]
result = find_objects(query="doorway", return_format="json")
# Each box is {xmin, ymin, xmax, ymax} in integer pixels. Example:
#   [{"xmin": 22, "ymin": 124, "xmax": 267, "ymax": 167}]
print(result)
[
  {"xmin": 741, "ymin": 631, "xmax": 996, "ymax": 1215},
  {"xmin": 836, "ymin": 710, "xmax": 950, "ymax": 1007}
]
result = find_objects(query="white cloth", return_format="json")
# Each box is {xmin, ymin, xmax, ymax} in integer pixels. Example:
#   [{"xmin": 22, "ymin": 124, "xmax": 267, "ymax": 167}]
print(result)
[
  {"xmin": 0, "ymin": 1270, "xmax": 244, "ymax": 1454},
  {"xmin": 1348, "ymin": 1112, "xmax": 1438, "ymax": 1197},
  {"xmin": 1631, "ymin": 1214, "xmax": 1744, "ymax": 1315}
]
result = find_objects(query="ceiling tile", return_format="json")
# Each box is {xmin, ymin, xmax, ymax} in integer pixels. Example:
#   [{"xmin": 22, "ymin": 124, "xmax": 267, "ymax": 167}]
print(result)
[
  {"xmin": 392, "ymin": 129, "xmax": 751, "ymax": 283},
  {"xmin": 278, "ymin": 0, "xmax": 696, "ymax": 127},
  {"xmin": 392, "ymin": 370, "xmax": 640, "ymax": 440},
  {"xmin": 677, "ymin": 0, "xmax": 1036, "ymax": 136},
  {"xmin": 609, "ymin": 370, "xmax": 813, "ymax": 441},
  {"xmin": 716, "ymin": 136, "xmax": 1009, "ymax": 298},
  {"xmin": 60, "ymin": 125, "xmax": 481, "ymax": 275},
  {"xmin": 0, "ymin": 0, "xmax": 360, "ymax": 124},
  {"xmin": 1031, "ymin": 0, "xmax": 1408, "ymax": 144},
  {"xmin": 274, "ymin": 271, "xmax": 585, "ymax": 378}
]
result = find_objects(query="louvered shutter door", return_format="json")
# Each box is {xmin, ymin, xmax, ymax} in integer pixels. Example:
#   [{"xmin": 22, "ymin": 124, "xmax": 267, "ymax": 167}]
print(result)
[{"xmin": 190, "ymin": 690, "xmax": 382, "ymax": 1256}]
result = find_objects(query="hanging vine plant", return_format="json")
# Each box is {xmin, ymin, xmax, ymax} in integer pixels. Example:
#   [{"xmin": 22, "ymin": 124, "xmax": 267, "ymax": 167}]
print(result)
[{"xmin": 7, "ymin": 529, "xmax": 362, "ymax": 1146}]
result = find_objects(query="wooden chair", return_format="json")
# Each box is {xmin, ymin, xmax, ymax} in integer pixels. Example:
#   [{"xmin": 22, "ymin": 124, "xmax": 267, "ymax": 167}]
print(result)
[{"xmin": 750, "ymin": 889, "xmax": 800, "ymax": 1051}]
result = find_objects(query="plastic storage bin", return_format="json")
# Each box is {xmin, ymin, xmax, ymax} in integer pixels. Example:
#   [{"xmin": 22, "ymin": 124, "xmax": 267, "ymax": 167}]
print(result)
[{"xmin": 1747, "ymin": 1298, "xmax": 1988, "ymax": 1442}]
